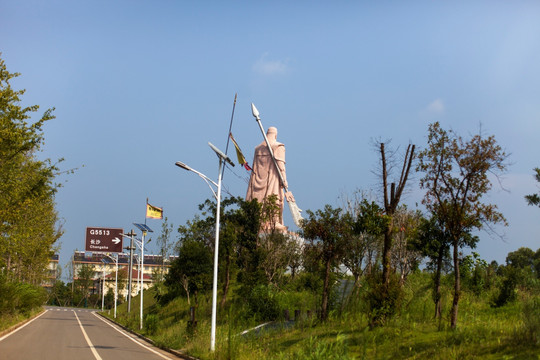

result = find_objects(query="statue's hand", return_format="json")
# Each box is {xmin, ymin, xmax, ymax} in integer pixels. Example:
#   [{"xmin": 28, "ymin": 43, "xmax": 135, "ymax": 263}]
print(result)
[{"xmin": 285, "ymin": 191, "xmax": 295, "ymax": 202}]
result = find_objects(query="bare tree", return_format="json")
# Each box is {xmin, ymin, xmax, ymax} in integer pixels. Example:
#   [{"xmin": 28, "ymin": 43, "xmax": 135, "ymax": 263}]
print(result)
[{"xmin": 378, "ymin": 141, "xmax": 416, "ymax": 287}]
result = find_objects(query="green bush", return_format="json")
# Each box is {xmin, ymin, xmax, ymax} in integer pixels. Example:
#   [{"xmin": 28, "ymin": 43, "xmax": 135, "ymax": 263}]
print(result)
[
  {"xmin": 247, "ymin": 285, "xmax": 280, "ymax": 321},
  {"xmin": 363, "ymin": 272, "xmax": 404, "ymax": 327},
  {"xmin": 0, "ymin": 274, "xmax": 46, "ymax": 315},
  {"xmin": 521, "ymin": 296, "xmax": 540, "ymax": 345},
  {"xmin": 145, "ymin": 314, "xmax": 159, "ymax": 335},
  {"xmin": 493, "ymin": 267, "xmax": 519, "ymax": 307}
]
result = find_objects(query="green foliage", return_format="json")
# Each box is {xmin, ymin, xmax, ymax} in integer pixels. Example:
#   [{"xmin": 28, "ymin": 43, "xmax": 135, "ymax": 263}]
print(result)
[
  {"xmin": 506, "ymin": 247, "xmax": 536, "ymax": 271},
  {"xmin": 524, "ymin": 167, "xmax": 540, "ymax": 207},
  {"xmin": 520, "ymin": 296, "xmax": 540, "ymax": 345},
  {"xmin": 363, "ymin": 271, "xmax": 404, "ymax": 327},
  {"xmin": 460, "ymin": 252, "xmax": 489, "ymax": 295},
  {"xmin": 417, "ymin": 121, "xmax": 508, "ymax": 328},
  {"xmin": 341, "ymin": 199, "xmax": 385, "ymax": 285},
  {"xmin": 0, "ymin": 54, "xmax": 64, "ymax": 284},
  {"xmin": 145, "ymin": 313, "xmax": 159, "ymax": 335},
  {"xmin": 0, "ymin": 272, "xmax": 47, "ymax": 315},
  {"xmin": 246, "ymin": 285, "xmax": 280, "ymax": 321},
  {"xmin": 493, "ymin": 266, "xmax": 519, "ymax": 307},
  {"xmin": 165, "ymin": 239, "xmax": 212, "ymax": 304},
  {"xmin": 301, "ymin": 205, "xmax": 354, "ymax": 321}
]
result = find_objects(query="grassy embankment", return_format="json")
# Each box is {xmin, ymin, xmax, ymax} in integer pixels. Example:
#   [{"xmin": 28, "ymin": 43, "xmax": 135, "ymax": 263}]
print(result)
[{"xmin": 103, "ymin": 273, "xmax": 540, "ymax": 359}]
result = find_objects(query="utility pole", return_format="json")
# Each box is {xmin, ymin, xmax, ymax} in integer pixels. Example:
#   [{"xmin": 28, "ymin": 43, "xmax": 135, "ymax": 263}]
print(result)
[{"xmin": 124, "ymin": 230, "xmax": 136, "ymax": 313}]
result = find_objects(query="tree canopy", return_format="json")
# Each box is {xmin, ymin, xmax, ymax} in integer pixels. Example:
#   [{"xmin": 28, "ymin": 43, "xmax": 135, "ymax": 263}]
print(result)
[
  {"xmin": 0, "ymin": 54, "xmax": 63, "ymax": 284},
  {"xmin": 417, "ymin": 121, "xmax": 508, "ymax": 328}
]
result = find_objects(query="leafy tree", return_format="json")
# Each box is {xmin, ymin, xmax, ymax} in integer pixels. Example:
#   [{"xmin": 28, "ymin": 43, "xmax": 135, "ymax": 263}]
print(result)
[
  {"xmin": 506, "ymin": 247, "xmax": 536, "ymax": 270},
  {"xmin": 417, "ymin": 121, "xmax": 508, "ymax": 328},
  {"xmin": 410, "ymin": 215, "xmax": 451, "ymax": 319},
  {"xmin": 525, "ymin": 168, "xmax": 540, "ymax": 207},
  {"xmin": 47, "ymin": 280, "xmax": 71, "ymax": 306},
  {"xmin": 166, "ymin": 239, "xmax": 212, "ymax": 305},
  {"xmin": 234, "ymin": 199, "xmax": 266, "ymax": 297},
  {"xmin": 460, "ymin": 252, "xmax": 488, "ymax": 295},
  {"xmin": 155, "ymin": 217, "xmax": 174, "ymax": 282},
  {"xmin": 190, "ymin": 196, "xmax": 252, "ymax": 307},
  {"xmin": 0, "ymin": 54, "xmax": 64, "ymax": 284},
  {"xmin": 301, "ymin": 205, "xmax": 354, "ymax": 321},
  {"xmin": 76, "ymin": 264, "xmax": 95, "ymax": 307},
  {"xmin": 343, "ymin": 199, "xmax": 387, "ymax": 287}
]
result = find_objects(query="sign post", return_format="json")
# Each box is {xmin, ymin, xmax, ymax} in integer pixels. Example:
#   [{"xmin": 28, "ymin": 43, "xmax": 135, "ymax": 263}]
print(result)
[
  {"xmin": 85, "ymin": 227, "xmax": 123, "ymax": 312},
  {"xmin": 85, "ymin": 227, "xmax": 124, "ymax": 253}
]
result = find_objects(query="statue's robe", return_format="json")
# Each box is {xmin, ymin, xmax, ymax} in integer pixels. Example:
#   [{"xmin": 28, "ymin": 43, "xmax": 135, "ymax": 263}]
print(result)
[{"xmin": 246, "ymin": 139, "xmax": 286, "ymax": 226}]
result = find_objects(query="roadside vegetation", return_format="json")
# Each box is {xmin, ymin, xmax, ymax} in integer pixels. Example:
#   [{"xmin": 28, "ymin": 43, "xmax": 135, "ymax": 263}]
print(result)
[
  {"xmin": 107, "ymin": 246, "xmax": 540, "ymax": 359},
  {"xmin": 0, "ymin": 55, "xmax": 67, "ymax": 330}
]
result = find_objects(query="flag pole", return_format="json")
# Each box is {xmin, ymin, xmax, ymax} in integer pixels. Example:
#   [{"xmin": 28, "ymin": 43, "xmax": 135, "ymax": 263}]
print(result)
[{"xmin": 221, "ymin": 93, "xmax": 237, "ymax": 178}]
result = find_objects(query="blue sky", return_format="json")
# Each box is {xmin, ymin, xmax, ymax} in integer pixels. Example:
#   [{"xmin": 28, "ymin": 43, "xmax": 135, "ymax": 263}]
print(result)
[{"xmin": 2, "ymin": 1, "xmax": 540, "ymax": 278}]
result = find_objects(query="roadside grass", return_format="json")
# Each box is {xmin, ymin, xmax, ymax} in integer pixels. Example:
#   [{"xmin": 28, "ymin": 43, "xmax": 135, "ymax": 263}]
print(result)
[
  {"xmin": 104, "ymin": 273, "xmax": 540, "ymax": 359},
  {"xmin": 0, "ymin": 307, "xmax": 43, "ymax": 332}
]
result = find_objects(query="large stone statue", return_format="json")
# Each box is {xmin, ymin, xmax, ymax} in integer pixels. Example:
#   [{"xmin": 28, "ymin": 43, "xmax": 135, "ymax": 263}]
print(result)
[{"xmin": 246, "ymin": 126, "xmax": 288, "ymax": 230}]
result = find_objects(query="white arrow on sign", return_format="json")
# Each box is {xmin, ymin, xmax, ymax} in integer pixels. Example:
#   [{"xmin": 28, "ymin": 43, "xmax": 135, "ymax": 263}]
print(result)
[{"xmin": 112, "ymin": 237, "xmax": 121, "ymax": 245}]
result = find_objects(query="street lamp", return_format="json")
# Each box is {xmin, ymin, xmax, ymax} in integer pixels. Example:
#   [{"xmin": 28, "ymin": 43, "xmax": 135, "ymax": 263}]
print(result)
[
  {"xmin": 133, "ymin": 223, "xmax": 153, "ymax": 330},
  {"xmin": 121, "ymin": 230, "xmax": 137, "ymax": 313},
  {"xmin": 101, "ymin": 263, "xmax": 106, "ymax": 312},
  {"xmin": 175, "ymin": 142, "xmax": 234, "ymax": 352},
  {"xmin": 102, "ymin": 253, "xmax": 118, "ymax": 318}
]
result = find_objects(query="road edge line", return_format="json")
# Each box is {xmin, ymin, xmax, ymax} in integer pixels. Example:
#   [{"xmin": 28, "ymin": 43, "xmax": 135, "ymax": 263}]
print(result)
[{"xmin": 94, "ymin": 312, "xmax": 199, "ymax": 360}]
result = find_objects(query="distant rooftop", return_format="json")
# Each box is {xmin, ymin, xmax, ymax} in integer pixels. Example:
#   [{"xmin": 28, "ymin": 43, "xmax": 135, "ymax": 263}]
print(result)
[{"xmin": 73, "ymin": 251, "xmax": 177, "ymax": 265}]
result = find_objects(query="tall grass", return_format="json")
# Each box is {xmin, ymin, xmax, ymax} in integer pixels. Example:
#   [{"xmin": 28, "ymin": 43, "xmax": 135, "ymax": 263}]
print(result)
[{"xmin": 105, "ymin": 273, "xmax": 539, "ymax": 359}]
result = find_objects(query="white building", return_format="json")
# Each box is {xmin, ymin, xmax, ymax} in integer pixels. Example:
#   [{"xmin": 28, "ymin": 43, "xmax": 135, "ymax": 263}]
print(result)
[{"xmin": 72, "ymin": 251, "xmax": 176, "ymax": 297}]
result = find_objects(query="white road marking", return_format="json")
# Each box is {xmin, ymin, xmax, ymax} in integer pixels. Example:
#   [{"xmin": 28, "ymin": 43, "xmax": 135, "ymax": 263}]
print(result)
[
  {"xmin": 73, "ymin": 310, "xmax": 103, "ymax": 360},
  {"xmin": 0, "ymin": 310, "xmax": 48, "ymax": 342},
  {"xmin": 93, "ymin": 313, "xmax": 174, "ymax": 360}
]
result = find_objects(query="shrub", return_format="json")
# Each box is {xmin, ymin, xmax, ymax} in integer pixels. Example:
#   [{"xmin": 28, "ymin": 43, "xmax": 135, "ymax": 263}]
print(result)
[
  {"xmin": 492, "ymin": 267, "xmax": 519, "ymax": 307},
  {"xmin": 521, "ymin": 296, "xmax": 540, "ymax": 345},
  {"xmin": 247, "ymin": 285, "xmax": 280, "ymax": 321},
  {"xmin": 145, "ymin": 314, "xmax": 159, "ymax": 335},
  {"xmin": 363, "ymin": 272, "xmax": 404, "ymax": 327},
  {"xmin": 0, "ymin": 274, "xmax": 46, "ymax": 315}
]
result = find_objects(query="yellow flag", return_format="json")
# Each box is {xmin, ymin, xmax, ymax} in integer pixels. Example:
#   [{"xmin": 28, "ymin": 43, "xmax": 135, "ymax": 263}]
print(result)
[
  {"xmin": 229, "ymin": 133, "xmax": 252, "ymax": 170},
  {"xmin": 146, "ymin": 203, "xmax": 163, "ymax": 219}
]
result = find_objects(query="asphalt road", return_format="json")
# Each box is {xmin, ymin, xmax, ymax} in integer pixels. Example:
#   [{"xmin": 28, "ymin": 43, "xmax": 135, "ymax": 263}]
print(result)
[{"xmin": 0, "ymin": 306, "xmax": 179, "ymax": 360}]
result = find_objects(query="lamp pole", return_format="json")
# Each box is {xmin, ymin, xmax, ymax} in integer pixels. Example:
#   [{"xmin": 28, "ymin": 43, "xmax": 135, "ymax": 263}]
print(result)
[
  {"xmin": 102, "ymin": 253, "xmax": 118, "ymax": 318},
  {"xmin": 131, "ymin": 224, "xmax": 152, "ymax": 331},
  {"xmin": 114, "ymin": 254, "xmax": 118, "ymax": 318},
  {"xmin": 122, "ymin": 230, "xmax": 137, "ymax": 313},
  {"xmin": 101, "ymin": 265, "xmax": 106, "ymax": 312},
  {"xmin": 140, "ymin": 230, "xmax": 146, "ymax": 330},
  {"xmin": 175, "ymin": 142, "xmax": 234, "ymax": 352}
]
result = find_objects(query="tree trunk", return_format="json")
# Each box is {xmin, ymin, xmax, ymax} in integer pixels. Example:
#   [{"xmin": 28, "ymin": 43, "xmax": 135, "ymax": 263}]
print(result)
[
  {"xmin": 450, "ymin": 239, "xmax": 460, "ymax": 329},
  {"xmin": 321, "ymin": 257, "xmax": 332, "ymax": 321},
  {"xmin": 382, "ymin": 226, "xmax": 393, "ymax": 287},
  {"xmin": 434, "ymin": 249, "xmax": 443, "ymax": 319},
  {"xmin": 220, "ymin": 254, "xmax": 231, "ymax": 308}
]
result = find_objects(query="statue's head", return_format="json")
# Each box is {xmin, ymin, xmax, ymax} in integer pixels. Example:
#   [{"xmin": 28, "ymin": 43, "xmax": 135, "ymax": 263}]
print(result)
[{"xmin": 267, "ymin": 127, "xmax": 278, "ymax": 137}]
